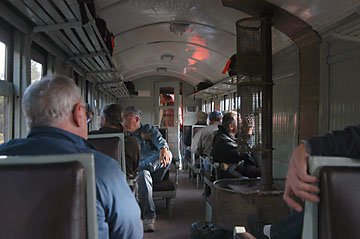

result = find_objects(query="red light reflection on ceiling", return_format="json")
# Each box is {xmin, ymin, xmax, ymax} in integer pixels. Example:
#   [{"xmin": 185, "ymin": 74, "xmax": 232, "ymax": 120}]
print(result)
[{"xmin": 185, "ymin": 36, "xmax": 210, "ymax": 71}]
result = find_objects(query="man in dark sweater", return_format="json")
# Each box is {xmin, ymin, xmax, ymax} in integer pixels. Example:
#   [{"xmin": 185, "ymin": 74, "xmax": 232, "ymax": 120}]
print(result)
[{"xmin": 89, "ymin": 103, "xmax": 140, "ymax": 178}]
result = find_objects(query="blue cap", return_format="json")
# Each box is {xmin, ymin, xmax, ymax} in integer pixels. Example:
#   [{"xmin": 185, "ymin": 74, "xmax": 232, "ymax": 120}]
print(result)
[{"xmin": 209, "ymin": 111, "xmax": 223, "ymax": 120}]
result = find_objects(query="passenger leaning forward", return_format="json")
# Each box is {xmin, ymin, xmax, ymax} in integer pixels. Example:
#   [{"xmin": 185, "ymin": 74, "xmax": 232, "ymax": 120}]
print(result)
[
  {"xmin": 0, "ymin": 75, "xmax": 143, "ymax": 239},
  {"xmin": 89, "ymin": 103, "xmax": 140, "ymax": 179},
  {"xmin": 211, "ymin": 111, "xmax": 261, "ymax": 179},
  {"xmin": 124, "ymin": 106, "xmax": 172, "ymax": 233}
]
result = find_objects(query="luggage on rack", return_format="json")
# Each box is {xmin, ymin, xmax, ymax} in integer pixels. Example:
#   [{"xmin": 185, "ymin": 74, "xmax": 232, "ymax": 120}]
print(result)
[
  {"xmin": 196, "ymin": 81, "xmax": 213, "ymax": 92},
  {"xmin": 78, "ymin": 0, "xmax": 96, "ymax": 24},
  {"xmin": 95, "ymin": 18, "xmax": 115, "ymax": 56}
]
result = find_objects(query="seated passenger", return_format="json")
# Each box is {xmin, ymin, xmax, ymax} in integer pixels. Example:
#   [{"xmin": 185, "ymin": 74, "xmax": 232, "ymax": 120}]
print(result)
[
  {"xmin": 0, "ymin": 75, "xmax": 143, "ymax": 239},
  {"xmin": 192, "ymin": 110, "xmax": 223, "ymax": 173},
  {"xmin": 195, "ymin": 111, "xmax": 208, "ymax": 125},
  {"xmin": 192, "ymin": 110, "xmax": 223, "ymax": 157},
  {"xmin": 123, "ymin": 106, "xmax": 172, "ymax": 233},
  {"xmin": 89, "ymin": 103, "xmax": 140, "ymax": 179},
  {"xmin": 211, "ymin": 111, "xmax": 261, "ymax": 179}
]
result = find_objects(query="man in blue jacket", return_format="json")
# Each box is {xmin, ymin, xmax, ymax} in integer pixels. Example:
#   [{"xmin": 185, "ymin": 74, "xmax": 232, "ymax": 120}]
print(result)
[
  {"xmin": 0, "ymin": 75, "xmax": 143, "ymax": 239},
  {"xmin": 124, "ymin": 106, "xmax": 172, "ymax": 232}
]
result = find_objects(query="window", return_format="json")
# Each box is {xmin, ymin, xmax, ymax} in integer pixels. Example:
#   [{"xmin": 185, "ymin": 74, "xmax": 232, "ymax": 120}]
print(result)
[
  {"xmin": 0, "ymin": 42, "xmax": 5, "ymax": 81},
  {"xmin": 233, "ymin": 92, "xmax": 237, "ymax": 110},
  {"xmin": 159, "ymin": 87, "xmax": 175, "ymax": 127},
  {"xmin": 0, "ymin": 37, "xmax": 13, "ymax": 142},
  {"xmin": 202, "ymin": 100, "xmax": 206, "ymax": 112},
  {"xmin": 220, "ymin": 96, "xmax": 225, "ymax": 111},
  {"xmin": 0, "ymin": 95, "xmax": 9, "ymax": 144},
  {"xmin": 225, "ymin": 96, "xmax": 230, "ymax": 110},
  {"xmin": 30, "ymin": 60, "xmax": 43, "ymax": 83},
  {"xmin": 31, "ymin": 43, "xmax": 47, "ymax": 83},
  {"xmin": 206, "ymin": 100, "xmax": 211, "ymax": 113}
]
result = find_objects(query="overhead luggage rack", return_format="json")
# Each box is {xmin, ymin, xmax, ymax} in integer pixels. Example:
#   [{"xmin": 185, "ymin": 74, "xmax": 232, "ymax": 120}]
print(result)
[
  {"xmin": 190, "ymin": 76, "xmax": 237, "ymax": 99},
  {"xmin": 7, "ymin": 0, "xmax": 129, "ymax": 97}
]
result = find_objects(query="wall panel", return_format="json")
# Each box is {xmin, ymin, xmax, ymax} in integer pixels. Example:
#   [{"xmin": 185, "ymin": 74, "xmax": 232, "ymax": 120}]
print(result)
[
  {"xmin": 272, "ymin": 45, "xmax": 299, "ymax": 178},
  {"xmin": 329, "ymin": 54, "xmax": 360, "ymax": 130}
]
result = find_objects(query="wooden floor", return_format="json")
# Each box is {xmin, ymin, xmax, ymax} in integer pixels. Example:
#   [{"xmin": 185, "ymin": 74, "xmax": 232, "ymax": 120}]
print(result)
[{"xmin": 144, "ymin": 169, "xmax": 205, "ymax": 239}]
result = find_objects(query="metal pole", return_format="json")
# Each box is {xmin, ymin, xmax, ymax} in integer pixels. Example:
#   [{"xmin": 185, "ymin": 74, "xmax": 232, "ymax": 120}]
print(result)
[{"xmin": 260, "ymin": 15, "xmax": 273, "ymax": 190}]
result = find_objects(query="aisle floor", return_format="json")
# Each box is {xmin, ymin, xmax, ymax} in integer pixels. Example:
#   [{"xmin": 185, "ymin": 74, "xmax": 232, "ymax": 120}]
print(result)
[{"xmin": 144, "ymin": 170, "xmax": 205, "ymax": 239}]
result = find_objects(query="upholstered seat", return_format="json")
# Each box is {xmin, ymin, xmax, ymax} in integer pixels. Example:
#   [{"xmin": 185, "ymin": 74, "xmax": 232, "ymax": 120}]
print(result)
[
  {"xmin": 302, "ymin": 156, "xmax": 360, "ymax": 239},
  {"xmin": 0, "ymin": 154, "xmax": 97, "ymax": 239},
  {"xmin": 153, "ymin": 177, "xmax": 176, "ymax": 191},
  {"xmin": 88, "ymin": 133, "xmax": 126, "ymax": 174},
  {"xmin": 318, "ymin": 166, "xmax": 360, "ymax": 239},
  {"xmin": 153, "ymin": 159, "xmax": 179, "ymax": 219}
]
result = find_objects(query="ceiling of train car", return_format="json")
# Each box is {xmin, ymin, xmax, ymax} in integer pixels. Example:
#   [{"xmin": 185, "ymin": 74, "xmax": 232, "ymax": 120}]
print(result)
[{"xmin": 96, "ymin": 0, "xmax": 360, "ymax": 87}]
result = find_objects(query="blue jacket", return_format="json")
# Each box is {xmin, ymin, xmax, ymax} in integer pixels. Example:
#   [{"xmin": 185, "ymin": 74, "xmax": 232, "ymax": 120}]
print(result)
[
  {"xmin": 0, "ymin": 126, "xmax": 143, "ymax": 239},
  {"xmin": 126, "ymin": 124, "xmax": 169, "ymax": 171}
]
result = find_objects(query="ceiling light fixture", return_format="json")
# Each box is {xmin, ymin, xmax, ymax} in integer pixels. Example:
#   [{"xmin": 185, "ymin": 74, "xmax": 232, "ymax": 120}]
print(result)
[
  {"xmin": 161, "ymin": 54, "xmax": 174, "ymax": 61},
  {"xmin": 169, "ymin": 22, "xmax": 189, "ymax": 36},
  {"xmin": 156, "ymin": 67, "xmax": 167, "ymax": 72}
]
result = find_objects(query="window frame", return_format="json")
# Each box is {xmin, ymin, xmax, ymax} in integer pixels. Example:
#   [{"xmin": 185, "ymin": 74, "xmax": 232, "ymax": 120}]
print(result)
[{"xmin": 0, "ymin": 24, "xmax": 14, "ymax": 141}]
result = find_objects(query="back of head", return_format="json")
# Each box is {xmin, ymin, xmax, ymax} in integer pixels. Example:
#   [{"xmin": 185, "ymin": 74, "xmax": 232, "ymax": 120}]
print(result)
[
  {"xmin": 196, "ymin": 111, "xmax": 207, "ymax": 124},
  {"xmin": 102, "ymin": 103, "xmax": 123, "ymax": 128},
  {"xmin": 22, "ymin": 74, "xmax": 82, "ymax": 129}
]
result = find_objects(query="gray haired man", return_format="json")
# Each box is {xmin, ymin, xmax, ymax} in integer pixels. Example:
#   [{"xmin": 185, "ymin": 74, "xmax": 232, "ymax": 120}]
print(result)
[{"xmin": 0, "ymin": 75, "xmax": 143, "ymax": 239}]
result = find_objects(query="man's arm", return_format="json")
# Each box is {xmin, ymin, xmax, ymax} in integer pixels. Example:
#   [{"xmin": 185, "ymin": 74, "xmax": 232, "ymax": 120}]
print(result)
[
  {"xmin": 95, "ymin": 156, "xmax": 143, "ymax": 239},
  {"xmin": 151, "ymin": 126, "xmax": 171, "ymax": 166},
  {"xmin": 283, "ymin": 143, "xmax": 319, "ymax": 212},
  {"xmin": 284, "ymin": 125, "xmax": 360, "ymax": 211}
]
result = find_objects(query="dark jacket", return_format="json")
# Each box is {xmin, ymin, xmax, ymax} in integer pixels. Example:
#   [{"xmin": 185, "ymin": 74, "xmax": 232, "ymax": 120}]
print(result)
[
  {"xmin": 211, "ymin": 125, "xmax": 250, "ymax": 164},
  {"xmin": 307, "ymin": 125, "xmax": 360, "ymax": 158},
  {"xmin": 89, "ymin": 127, "xmax": 140, "ymax": 178},
  {"xmin": 211, "ymin": 125, "xmax": 260, "ymax": 178}
]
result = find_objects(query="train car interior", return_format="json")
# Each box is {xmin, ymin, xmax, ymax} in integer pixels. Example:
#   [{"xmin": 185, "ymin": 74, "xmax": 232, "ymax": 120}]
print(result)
[{"xmin": 1, "ymin": 0, "xmax": 360, "ymax": 238}]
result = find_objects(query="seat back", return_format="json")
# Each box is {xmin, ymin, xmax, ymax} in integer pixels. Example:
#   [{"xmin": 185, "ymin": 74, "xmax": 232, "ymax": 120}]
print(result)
[
  {"xmin": 190, "ymin": 125, "xmax": 206, "ymax": 165},
  {"xmin": 88, "ymin": 133, "xmax": 126, "ymax": 174},
  {"xmin": 0, "ymin": 154, "xmax": 97, "ymax": 239},
  {"xmin": 191, "ymin": 125, "xmax": 206, "ymax": 139},
  {"xmin": 183, "ymin": 125, "xmax": 192, "ymax": 147},
  {"xmin": 302, "ymin": 156, "xmax": 360, "ymax": 239},
  {"xmin": 157, "ymin": 127, "xmax": 168, "ymax": 142}
]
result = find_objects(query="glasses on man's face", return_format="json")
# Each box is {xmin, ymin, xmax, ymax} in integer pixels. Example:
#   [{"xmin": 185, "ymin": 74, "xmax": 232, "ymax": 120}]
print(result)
[
  {"xmin": 84, "ymin": 103, "xmax": 94, "ymax": 124},
  {"xmin": 75, "ymin": 103, "xmax": 94, "ymax": 124}
]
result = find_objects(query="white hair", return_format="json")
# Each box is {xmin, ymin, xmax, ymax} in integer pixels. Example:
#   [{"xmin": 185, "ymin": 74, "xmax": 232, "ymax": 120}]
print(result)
[{"xmin": 22, "ymin": 74, "xmax": 83, "ymax": 128}]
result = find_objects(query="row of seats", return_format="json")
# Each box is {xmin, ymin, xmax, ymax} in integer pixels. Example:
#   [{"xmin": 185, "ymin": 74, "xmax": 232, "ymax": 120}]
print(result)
[
  {"xmin": 88, "ymin": 129, "xmax": 179, "ymax": 219},
  {"xmin": 0, "ymin": 128, "xmax": 178, "ymax": 238},
  {"xmin": 183, "ymin": 125, "xmax": 207, "ymax": 188}
]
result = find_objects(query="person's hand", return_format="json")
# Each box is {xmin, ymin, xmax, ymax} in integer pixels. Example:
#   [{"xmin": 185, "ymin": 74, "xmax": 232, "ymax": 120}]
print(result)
[
  {"xmin": 159, "ymin": 147, "xmax": 171, "ymax": 166},
  {"xmin": 283, "ymin": 143, "xmax": 320, "ymax": 212}
]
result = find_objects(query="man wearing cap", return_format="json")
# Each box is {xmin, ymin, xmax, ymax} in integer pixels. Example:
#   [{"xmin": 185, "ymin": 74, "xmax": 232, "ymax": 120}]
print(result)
[
  {"xmin": 89, "ymin": 103, "xmax": 140, "ymax": 179},
  {"xmin": 191, "ymin": 111, "xmax": 223, "ymax": 157},
  {"xmin": 123, "ymin": 106, "xmax": 172, "ymax": 233}
]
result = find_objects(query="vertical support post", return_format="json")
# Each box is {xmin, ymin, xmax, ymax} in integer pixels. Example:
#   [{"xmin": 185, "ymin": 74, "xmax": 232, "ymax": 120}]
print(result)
[
  {"xmin": 298, "ymin": 43, "xmax": 320, "ymax": 141},
  {"xmin": 13, "ymin": 30, "xmax": 31, "ymax": 138},
  {"xmin": 260, "ymin": 15, "xmax": 273, "ymax": 190}
]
